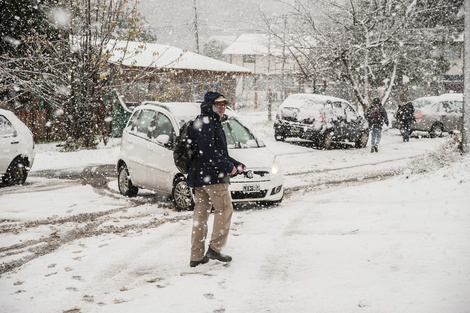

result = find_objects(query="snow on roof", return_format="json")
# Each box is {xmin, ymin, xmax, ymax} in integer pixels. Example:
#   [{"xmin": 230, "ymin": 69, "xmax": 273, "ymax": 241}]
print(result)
[
  {"xmin": 206, "ymin": 35, "xmax": 237, "ymax": 46},
  {"xmin": 109, "ymin": 41, "xmax": 251, "ymax": 73},
  {"xmin": 223, "ymin": 34, "xmax": 271, "ymax": 55}
]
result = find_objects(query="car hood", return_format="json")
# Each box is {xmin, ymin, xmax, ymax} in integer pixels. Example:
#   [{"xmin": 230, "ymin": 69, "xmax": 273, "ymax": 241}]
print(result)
[{"xmin": 228, "ymin": 146, "xmax": 276, "ymax": 170}]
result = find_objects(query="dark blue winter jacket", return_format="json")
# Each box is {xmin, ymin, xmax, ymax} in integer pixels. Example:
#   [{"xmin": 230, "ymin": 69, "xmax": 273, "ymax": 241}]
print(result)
[{"xmin": 187, "ymin": 92, "xmax": 244, "ymax": 187}]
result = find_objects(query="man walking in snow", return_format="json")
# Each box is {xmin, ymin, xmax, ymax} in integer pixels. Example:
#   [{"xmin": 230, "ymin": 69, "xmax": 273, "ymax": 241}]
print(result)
[
  {"xmin": 395, "ymin": 99, "xmax": 415, "ymax": 142},
  {"xmin": 366, "ymin": 97, "xmax": 389, "ymax": 153},
  {"xmin": 187, "ymin": 91, "xmax": 246, "ymax": 267}
]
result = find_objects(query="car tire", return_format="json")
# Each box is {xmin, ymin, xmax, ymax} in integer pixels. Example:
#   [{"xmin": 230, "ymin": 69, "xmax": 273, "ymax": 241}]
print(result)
[
  {"xmin": 118, "ymin": 165, "xmax": 138, "ymax": 197},
  {"xmin": 274, "ymin": 131, "xmax": 285, "ymax": 142},
  {"xmin": 322, "ymin": 131, "xmax": 333, "ymax": 150},
  {"xmin": 172, "ymin": 176, "xmax": 194, "ymax": 210},
  {"xmin": 355, "ymin": 132, "xmax": 369, "ymax": 148},
  {"xmin": 429, "ymin": 123, "xmax": 443, "ymax": 138},
  {"xmin": 4, "ymin": 157, "xmax": 28, "ymax": 186}
]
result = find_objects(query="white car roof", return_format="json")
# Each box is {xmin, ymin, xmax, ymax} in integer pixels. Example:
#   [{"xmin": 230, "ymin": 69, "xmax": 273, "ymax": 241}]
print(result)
[
  {"xmin": 413, "ymin": 93, "xmax": 463, "ymax": 104},
  {"xmin": 280, "ymin": 93, "xmax": 350, "ymax": 109},
  {"xmin": 139, "ymin": 101, "xmax": 238, "ymax": 121}
]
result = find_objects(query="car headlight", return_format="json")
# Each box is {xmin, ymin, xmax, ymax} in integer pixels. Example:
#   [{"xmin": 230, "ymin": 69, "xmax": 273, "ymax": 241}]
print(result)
[{"xmin": 271, "ymin": 158, "xmax": 280, "ymax": 175}]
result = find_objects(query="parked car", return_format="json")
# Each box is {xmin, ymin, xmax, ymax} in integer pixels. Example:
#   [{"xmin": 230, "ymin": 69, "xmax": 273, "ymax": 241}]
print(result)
[
  {"xmin": 410, "ymin": 93, "xmax": 463, "ymax": 138},
  {"xmin": 117, "ymin": 102, "xmax": 284, "ymax": 210},
  {"xmin": 0, "ymin": 109, "xmax": 35, "ymax": 185},
  {"xmin": 274, "ymin": 94, "xmax": 369, "ymax": 149}
]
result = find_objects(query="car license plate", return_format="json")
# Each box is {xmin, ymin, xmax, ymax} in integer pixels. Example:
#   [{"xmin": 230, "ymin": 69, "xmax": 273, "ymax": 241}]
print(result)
[
  {"xmin": 243, "ymin": 184, "xmax": 260, "ymax": 193},
  {"xmin": 291, "ymin": 126, "xmax": 301, "ymax": 134}
]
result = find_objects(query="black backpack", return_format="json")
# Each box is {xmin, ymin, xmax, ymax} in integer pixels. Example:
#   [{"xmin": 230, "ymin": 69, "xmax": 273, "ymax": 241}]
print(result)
[
  {"xmin": 173, "ymin": 119, "xmax": 197, "ymax": 174},
  {"xmin": 368, "ymin": 106, "xmax": 381, "ymax": 125}
]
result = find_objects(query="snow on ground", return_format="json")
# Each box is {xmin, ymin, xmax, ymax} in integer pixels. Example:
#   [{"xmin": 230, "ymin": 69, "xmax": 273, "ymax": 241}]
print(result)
[{"xmin": 1, "ymin": 109, "xmax": 469, "ymax": 313}]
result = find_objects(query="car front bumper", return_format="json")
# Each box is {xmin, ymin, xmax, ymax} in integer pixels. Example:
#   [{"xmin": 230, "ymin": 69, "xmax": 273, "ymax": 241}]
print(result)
[{"xmin": 229, "ymin": 171, "xmax": 284, "ymax": 202}]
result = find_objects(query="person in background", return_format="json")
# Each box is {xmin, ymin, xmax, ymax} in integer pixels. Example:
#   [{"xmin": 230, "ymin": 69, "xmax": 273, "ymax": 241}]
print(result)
[
  {"xmin": 395, "ymin": 100, "xmax": 416, "ymax": 142},
  {"xmin": 187, "ymin": 91, "xmax": 246, "ymax": 268},
  {"xmin": 366, "ymin": 97, "xmax": 389, "ymax": 153}
]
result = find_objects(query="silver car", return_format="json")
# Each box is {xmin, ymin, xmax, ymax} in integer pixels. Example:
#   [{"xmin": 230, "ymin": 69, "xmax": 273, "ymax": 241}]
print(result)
[
  {"xmin": 117, "ymin": 102, "xmax": 284, "ymax": 210},
  {"xmin": 0, "ymin": 109, "xmax": 35, "ymax": 185},
  {"xmin": 411, "ymin": 93, "xmax": 463, "ymax": 137}
]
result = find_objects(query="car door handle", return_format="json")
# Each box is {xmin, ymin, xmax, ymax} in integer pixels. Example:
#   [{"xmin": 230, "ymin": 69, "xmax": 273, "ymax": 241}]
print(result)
[{"xmin": 11, "ymin": 141, "xmax": 19, "ymax": 144}]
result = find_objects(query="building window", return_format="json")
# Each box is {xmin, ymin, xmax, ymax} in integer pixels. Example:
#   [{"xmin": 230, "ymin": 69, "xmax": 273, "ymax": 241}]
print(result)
[{"xmin": 243, "ymin": 55, "xmax": 256, "ymax": 63}]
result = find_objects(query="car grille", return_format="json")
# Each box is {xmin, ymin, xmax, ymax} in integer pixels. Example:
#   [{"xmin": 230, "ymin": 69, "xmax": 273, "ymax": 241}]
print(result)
[{"xmin": 231, "ymin": 190, "xmax": 268, "ymax": 199}]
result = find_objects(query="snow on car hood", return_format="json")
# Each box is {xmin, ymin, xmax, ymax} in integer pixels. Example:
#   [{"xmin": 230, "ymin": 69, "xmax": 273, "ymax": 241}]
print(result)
[{"xmin": 228, "ymin": 146, "xmax": 276, "ymax": 170}]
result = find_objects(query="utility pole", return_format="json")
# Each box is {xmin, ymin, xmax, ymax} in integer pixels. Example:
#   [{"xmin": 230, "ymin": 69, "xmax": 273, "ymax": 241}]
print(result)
[
  {"xmin": 267, "ymin": 33, "xmax": 272, "ymax": 121},
  {"xmin": 193, "ymin": 0, "xmax": 200, "ymax": 53},
  {"xmin": 463, "ymin": 0, "xmax": 470, "ymax": 153}
]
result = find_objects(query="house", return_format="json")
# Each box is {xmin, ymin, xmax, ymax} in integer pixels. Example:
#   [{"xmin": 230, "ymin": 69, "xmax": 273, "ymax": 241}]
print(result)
[
  {"xmin": 108, "ymin": 41, "xmax": 251, "ymax": 105},
  {"xmin": 223, "ymin": 34, "xmax": 299, "ymax": 108}
]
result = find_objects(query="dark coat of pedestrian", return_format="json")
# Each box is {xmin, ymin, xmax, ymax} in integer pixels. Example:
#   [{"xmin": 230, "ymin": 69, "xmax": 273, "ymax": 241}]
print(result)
[
  {"xmin": 188, "ymin": 91, "xmax": 246, "ymax": 268},
  {"xmin": 395, "ymin": 101, "xmax": 415, "ymax": 142}
]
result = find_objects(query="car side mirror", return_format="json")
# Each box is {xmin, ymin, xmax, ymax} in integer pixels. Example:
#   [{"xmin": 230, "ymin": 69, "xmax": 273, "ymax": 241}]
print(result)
[{"xmin": 156, "ymin": 134, "xmax": 170, "ymax": 145}]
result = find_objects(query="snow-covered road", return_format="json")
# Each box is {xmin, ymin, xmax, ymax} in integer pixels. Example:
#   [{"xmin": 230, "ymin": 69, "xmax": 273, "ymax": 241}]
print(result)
[{"xmin": 1, "ymin": 112, "xmax": 469, "ymax": 313}]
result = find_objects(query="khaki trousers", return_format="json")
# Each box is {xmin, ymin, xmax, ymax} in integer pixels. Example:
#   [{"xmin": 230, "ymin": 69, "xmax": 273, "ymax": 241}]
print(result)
[{"xmin": 190, "ymin": 183, "xmax": 233, "ymax": 261}]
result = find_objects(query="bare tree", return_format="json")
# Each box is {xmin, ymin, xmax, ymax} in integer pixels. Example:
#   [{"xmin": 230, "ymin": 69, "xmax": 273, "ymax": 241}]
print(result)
[
  {"xmin": 463, "ymin": 0, "xmax": 470, "ymax": 153},
  {"xmin": 1, "ymin": 0, "xmax": 145, "ymax": 149},
  {"xmin": 263, "ymin": 0, "xmax": 456, "ymax": 114}
]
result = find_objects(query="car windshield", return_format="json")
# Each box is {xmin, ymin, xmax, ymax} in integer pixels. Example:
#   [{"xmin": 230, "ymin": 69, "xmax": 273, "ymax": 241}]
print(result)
[
  {"xmin": 413, "ymin": 98, "xmax": 436, "ymax": 109},
  {"xmin": 223, "ymin": 118, "xmax": 264, "ymax": 149}
]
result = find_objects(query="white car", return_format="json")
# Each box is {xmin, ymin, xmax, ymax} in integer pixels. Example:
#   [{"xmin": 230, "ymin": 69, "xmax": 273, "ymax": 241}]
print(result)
[
  {"xmin": 0, "ymin": 109, "xmax": 35, "ymax": 185},
  {"xmin": 117, "ymin": 102, "xmax": 284, "ymax": 210}
]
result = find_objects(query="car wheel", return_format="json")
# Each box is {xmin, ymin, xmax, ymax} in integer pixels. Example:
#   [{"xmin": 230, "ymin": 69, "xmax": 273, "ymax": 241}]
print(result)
[
  {"xmin": 4, "ymin": 157, "xmax": 28, "ymax": 186},
  {"xmin": 429, "ymin": 123, "xmax": 443, "ymax": 138},
  {"xmin": 172, "ymin": 176, "xmax": 194, "ymax": 210},
  {"xmin": 274, "ymin": 131, "xmax": 285, "ymax": 142},
  {"xmin": 118, "ymin": 165, "xmax": 138, "ymax": 197},
  {"xmin": 322, "ymin": 131, "xmax": 333, "ymax": 150},
  {"xmin": 355, "ymin": 132, "xmax": 369, "ymax": 148}
]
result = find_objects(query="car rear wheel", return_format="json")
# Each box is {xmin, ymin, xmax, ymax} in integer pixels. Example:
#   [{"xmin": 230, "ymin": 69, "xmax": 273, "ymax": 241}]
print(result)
[
  {"xmin": 355, "ymin": 132, "xmax": 369, "ymax": 148},
  {"xmin": 172, "ymin": 176, "xmax": 194, "ymax": 210},
  {"xmin": 3, "ymin": 157, "xmax": 28, "ymax": 186},
  {"xmin": 118, "ymin": 165, "xmax": 138, "ymax": 197},
  {"xmin": 429, "ymin": 123, "xmax": 443, "ymax": 138}
]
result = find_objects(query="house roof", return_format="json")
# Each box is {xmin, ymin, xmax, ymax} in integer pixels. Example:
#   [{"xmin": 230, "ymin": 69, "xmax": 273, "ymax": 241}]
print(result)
[
  {"xmin": 223, "ymin": 34, "xmax": 271, "ymax": 56},
  {"xmin": 109, "ymin": 41, "xmax": 251, "ymax": 74}
]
